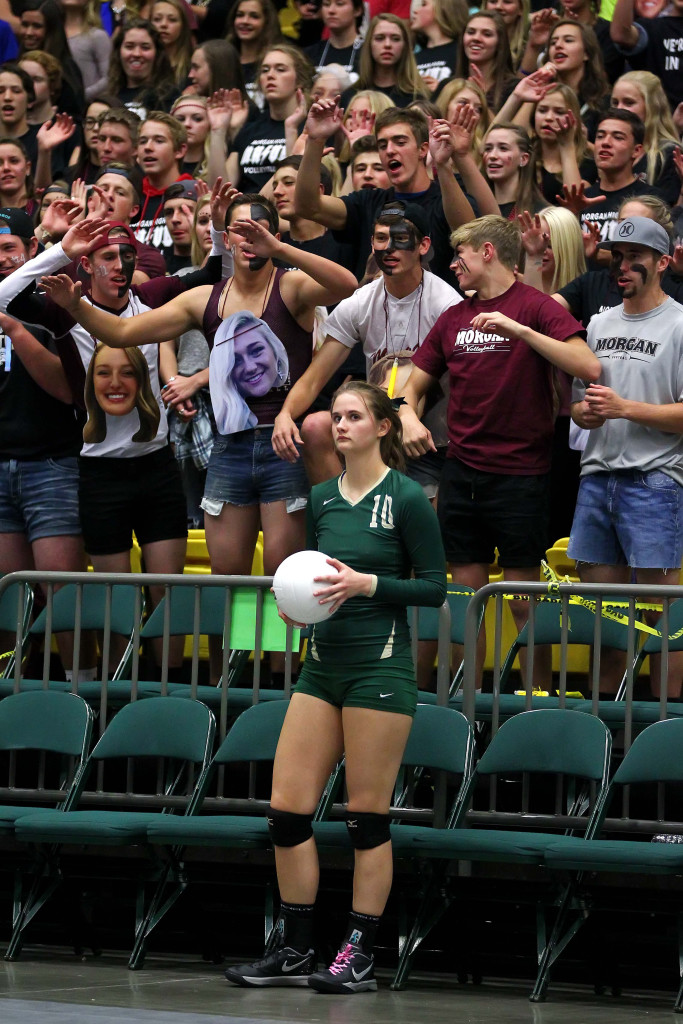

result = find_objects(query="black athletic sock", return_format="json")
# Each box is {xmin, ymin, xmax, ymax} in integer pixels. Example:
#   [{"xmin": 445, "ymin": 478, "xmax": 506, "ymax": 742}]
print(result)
[
  {"xmin": 278, "ymin": 901, "xmax": 315, "ymax": 951},
  {"xmin": 344, "ymin": 910, "xmax": 380, "ymax": 954}
]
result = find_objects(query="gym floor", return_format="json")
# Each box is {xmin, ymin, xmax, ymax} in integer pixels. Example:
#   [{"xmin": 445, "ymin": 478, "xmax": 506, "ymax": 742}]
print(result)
[{"xmin": 0, "ymin": 956, "xmax": 681, "ymax": 1024}]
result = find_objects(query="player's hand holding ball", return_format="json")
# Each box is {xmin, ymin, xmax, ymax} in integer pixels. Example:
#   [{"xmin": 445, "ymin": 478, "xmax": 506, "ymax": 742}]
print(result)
[{"xmin": 273, "ymin": 550, "xmax": 372, "ymax": 624}]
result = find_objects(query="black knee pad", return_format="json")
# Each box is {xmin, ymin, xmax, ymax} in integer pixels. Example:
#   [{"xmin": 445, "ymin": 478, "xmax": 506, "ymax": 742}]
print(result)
[
  {"xmin": 345, "ymin": 811, "xmax": 391, "ymax": 850},
  {"xmin": 267, "ymin": 806, "xmax": 313, "ymax": 848}
]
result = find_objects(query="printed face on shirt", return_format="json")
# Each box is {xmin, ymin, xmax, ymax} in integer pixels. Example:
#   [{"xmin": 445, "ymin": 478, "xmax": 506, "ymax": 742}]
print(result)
[
  {"xmin": 351, "ymin": 150, "xmax": 390, "ymax": 190},
  {"xmin": 139, "ymin": 121, "xmax": 186, "ymax": 177},
  {"xmin": 311, "ymin": 72, "xmax": 344, "ymax": 103},
  {"xmin": 93, "ymin": 346, "xmax": 140, "ymax": 418},
  {"xmin": 376, "ymin": 123, "xmax": 427, "ymax": 190},
  {"xmin": 0, "ymin": 73, "xmax": 29, "ymax": 128},
  {"xmin": 85, "ymin": 242, "xmax": 137, "ymax": 304},
  {"xmin": 93, "ymin": 173, "xmax": 139, "ymax": 223},
  {"xmin": 232, "ymin": 322, "xmax": 282, "ymax": 397},
  {"xmin": 260, "ymin": 51, "xmax": 298, "ymax": 103},
  {"xmin": 594, "ymin": 119, "xmax": 641, "ymax": 173},
  {"xmin": 370, "ymin": 20, "xmax": 405, "ymax": 68}
]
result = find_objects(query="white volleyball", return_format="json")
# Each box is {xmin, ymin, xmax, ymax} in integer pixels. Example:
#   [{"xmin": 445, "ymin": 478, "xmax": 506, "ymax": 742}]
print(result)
[{"xmin": 272, "ymin": 550, "xmax": 337, "ymax": 625}]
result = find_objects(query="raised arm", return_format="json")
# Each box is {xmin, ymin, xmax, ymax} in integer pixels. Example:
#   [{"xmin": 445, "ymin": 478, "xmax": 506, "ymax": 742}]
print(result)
[
  {"xmin": 41, "ymin": 276, "xmax": 208, "ymax": 350},
  {"xmin": 230, "ymin": 217, "xmax": 357, "ymax": 314},
  {"xmin": 428, "ymin": 120, "xmax": 474, "ymax": 231},
  {"xmin": 434, "ymin": 110, "xmax": 500, "ymax": 219},
  {"xmin": 610, "ymin": 0, "xmax": 640, "ymax": 48},
  {"xmin": 294, "ymin": 99, "xmax": 349, "ymax": 231},
  {"xmin": 469, "ymin": 309, "xmax": 601, "ymax": 380}
]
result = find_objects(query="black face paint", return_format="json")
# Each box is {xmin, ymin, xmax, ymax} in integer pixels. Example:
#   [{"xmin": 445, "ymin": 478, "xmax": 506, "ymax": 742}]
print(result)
[
  {"xmin": 117, "ymin": 244, "xmax": 137, "ymax": 297},
  {"xmin": 247, "ymin": 202, "xmax": 275, "ymax": 272},
  {"xmin": 630, "ymin": 262, "xmax": 648, "ymax": 283},
  {"xmin": 373, "ymin": 218, "xmax": 418, "ymax": 275}
]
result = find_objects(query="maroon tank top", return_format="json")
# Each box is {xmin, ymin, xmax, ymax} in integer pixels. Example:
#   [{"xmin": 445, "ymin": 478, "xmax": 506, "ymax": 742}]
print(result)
[{"xmin": 203, "ymin": 268, "xmax": 313, "ymax": 426}]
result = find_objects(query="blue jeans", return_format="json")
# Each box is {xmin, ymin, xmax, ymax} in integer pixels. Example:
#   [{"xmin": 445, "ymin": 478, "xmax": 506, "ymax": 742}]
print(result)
[
  {"xmin": 202, "ymin": 427, "xmax": 309, "ymax": 511},
  {"xmin": 568, "ymin": 469, "xmax": 683, "ymax": 569},
  {"xmin": 0, "ymin": 457, "xmax": 81, "ymax": 542}
]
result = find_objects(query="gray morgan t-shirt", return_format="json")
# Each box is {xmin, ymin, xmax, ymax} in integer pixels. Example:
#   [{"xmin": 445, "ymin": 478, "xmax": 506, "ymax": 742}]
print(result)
[{"xmin": 572, "ymin": 298, "xmax": 683, "ymax": 484}]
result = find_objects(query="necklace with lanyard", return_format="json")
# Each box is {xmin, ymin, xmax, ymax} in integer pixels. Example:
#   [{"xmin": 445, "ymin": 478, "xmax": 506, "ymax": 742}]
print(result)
[
  {"xmin": 219, "ymin": 266, "xmax": 276, "ymax": 322},
  {"xmin": 317, "ymin": 34, "xmax": 362, "ymax": 73},
  {"xmin": 383, "ymin": 273, "xmax": 424, "ymax": 355}
]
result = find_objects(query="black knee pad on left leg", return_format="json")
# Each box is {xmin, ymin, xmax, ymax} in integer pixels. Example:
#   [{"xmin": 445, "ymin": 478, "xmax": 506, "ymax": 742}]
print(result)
[
  {"xmin": 345, "ymin": 811, "xmax": 391, "ymax": 850},
  {"xmin": 267, "ymin": 806, "xmax": 313, "ymax": 847}
]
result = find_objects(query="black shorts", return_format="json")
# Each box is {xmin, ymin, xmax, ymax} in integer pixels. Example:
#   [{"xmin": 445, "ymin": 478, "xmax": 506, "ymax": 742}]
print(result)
[
  {"xmin": 78, "ymin": 446, "xmax": 188, "ymax": 556},
  {"xmin": 437, "ymin": 456, "xmax": 550, "ymax": 568}
]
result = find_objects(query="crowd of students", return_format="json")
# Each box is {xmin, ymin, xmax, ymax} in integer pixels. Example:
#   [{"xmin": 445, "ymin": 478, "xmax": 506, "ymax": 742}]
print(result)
[{"xmin": 1, "ymin": 0, "xmax": 683, "ymax": 995}]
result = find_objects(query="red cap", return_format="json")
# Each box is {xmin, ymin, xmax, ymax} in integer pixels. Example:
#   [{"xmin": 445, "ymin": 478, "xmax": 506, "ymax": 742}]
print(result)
[{"xmin": 89, "ymin": 221, "xmax": 138, "ymax": 254}]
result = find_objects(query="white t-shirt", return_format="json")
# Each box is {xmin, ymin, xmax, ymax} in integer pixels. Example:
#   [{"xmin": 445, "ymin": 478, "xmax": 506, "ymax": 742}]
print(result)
[{"xmin": 323, "ymin": 271, "xmax": 461, "ymax": 447}]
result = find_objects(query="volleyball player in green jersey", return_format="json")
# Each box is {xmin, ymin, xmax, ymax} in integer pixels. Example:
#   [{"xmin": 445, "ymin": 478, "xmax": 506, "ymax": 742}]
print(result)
[{"xmin": 225, "ymin": 381, "xmax": 446, "ymax": 994}]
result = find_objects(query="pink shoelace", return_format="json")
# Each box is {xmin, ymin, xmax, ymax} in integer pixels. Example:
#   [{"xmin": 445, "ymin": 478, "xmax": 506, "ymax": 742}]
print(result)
[{"xmin": 328, "ymin": 944, "xmax": 355, "ymax": 975}]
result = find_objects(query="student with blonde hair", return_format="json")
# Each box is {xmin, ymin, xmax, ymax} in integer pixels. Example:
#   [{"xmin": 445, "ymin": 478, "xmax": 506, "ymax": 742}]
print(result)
[{"xmin": 611, "ymin": 70, "xmax": 681, "ymax": 206}]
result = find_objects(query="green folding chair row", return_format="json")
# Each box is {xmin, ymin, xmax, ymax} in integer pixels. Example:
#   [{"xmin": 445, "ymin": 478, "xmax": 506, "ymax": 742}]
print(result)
[
  {"xmin": 0, "ymin": 579, "xmax": 33, "ymax": 682},
  {"xmin": 6, "ymin": 696, "xmax": 215, "ymax": 961},
  {"xmin": 532, "ymin": 715, "xmax": 683, "ymax": 1012}
]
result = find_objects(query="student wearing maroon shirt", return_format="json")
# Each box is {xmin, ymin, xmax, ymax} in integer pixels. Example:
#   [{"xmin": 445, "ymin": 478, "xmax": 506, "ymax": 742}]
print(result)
[{"xmin": 400, "ymin": 215, "xmax": 601, "ymax": 681}]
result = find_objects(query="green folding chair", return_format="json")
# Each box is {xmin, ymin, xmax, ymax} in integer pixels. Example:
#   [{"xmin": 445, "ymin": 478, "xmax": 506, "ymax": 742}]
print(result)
[
  {"xmin": 7, "ymin": 696, "xmax": 215, "ymax": 961},
  {"xmin": 385, "ymin": 708, "xmax": 612, "ymax": 989},
  {"xmin": 536, "ymin": 716, "xmax": 683, "ymax": 1010},
  {"xmin": 0, "ymin": 579, "xmax": 33, "ymax": 683}
]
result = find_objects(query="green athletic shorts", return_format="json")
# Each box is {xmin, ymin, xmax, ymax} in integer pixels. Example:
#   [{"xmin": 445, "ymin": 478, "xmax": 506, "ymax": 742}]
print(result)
[{"xmin": 295, "ymin": 649, "xmax": 417, "ymax": 717}]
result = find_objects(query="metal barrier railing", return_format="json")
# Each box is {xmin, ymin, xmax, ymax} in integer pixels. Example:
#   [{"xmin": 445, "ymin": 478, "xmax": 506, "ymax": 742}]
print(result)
[
  {"xmin": 462, "ymin": 580, "xmax": 683, "ymax": 832},
  {"xmin": 0, "ymin": 570, "xmax": 453, "ymax": 817}
]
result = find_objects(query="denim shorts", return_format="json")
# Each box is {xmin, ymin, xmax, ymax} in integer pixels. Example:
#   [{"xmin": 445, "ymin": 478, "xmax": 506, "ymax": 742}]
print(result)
[
  {"xmin": 201, "ymin": 427, "xmax": 309, "ymax": 512},
  {"xmin": 0, "ymin": 456, "xmax": 81, "ymax": 543},
  {"xmin": 568, "ymin": 469, "xmax": 683, "ymax": 570}
]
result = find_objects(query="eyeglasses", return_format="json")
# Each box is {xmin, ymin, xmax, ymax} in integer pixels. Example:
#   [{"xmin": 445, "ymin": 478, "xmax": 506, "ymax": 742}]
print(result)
[{"xmin": 83, "ymin": 117, "xmax": 100, "ymax": 128}]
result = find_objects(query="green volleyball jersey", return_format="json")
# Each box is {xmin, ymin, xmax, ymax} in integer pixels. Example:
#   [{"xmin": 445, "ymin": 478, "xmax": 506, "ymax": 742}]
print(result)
[{"xmin": 306, "ymin": 468, "xmax": 446, "ymax": 665}]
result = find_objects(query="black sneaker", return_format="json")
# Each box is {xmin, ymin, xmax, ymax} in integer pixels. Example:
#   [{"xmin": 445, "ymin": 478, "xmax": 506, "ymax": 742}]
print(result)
[
  {"xmin": 308, "ymin": 943, "xmax": 377, "ymax": 994},
  {"xmin": 224, "ymin": 945, "xmax": 316, "ymax": 987}
]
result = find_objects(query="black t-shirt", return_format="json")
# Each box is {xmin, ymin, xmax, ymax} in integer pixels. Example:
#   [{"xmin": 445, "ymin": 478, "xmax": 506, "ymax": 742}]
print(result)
[
  {"xmin": 559, "ymin": 267, "xmax": 683, "ymax": 328},
  {"xmin": 624, "ymin": 17, "xmax": 683, "ymax": 110},
  {"xmin": 580, "ymin": 178, "xmax": 662, "ymax": 243},
  {"xmin": 304, "ymin": 38, "xmax": 362, "ymax": 77},
  {"xmin": 231, "ymin": 112, "xmax": 286, "ymax": 192},
  {"xmin": 633, "ymin": 144, "xmax": 680, "ymax": 208},
  {"xmin": 335, "ymin": 180, "xmax": 461, "ymax": 286},
  {"xmin": 0, "ymin": 322, "xmax": 84, "ymax": 459},
  {"xmin": 594, "ymin": 18, "xmax": 625, "ymax": 85},
  {"xmin": 539, "ymin": 157, "xmax": 597, "ymax": 206},
  {"xmin": 277, "ymin": 229, "xmax": 355, "ymax": 272},
  {"xmin": 161, "ymin": 248, "xmax": 193, "ymax": 274},
  {"xmin": 413, "ymin": 41, "xmax": 458, "ymax": 88},
  {"xmin": 117, "ymin": 83, "xmax": 180, "ymax": 119}
]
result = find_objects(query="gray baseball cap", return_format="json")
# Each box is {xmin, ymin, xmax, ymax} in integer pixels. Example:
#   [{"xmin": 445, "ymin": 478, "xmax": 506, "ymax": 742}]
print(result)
[{"xmin": 600, "ymin": 216, "xmax": 672, "ymax": 256}]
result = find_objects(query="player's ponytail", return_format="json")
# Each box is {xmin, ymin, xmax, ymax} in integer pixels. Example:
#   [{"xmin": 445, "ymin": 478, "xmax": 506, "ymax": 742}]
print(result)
[{"xmin": 331, "ymin": 380, "xmax": 406, "ymax": 473}]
